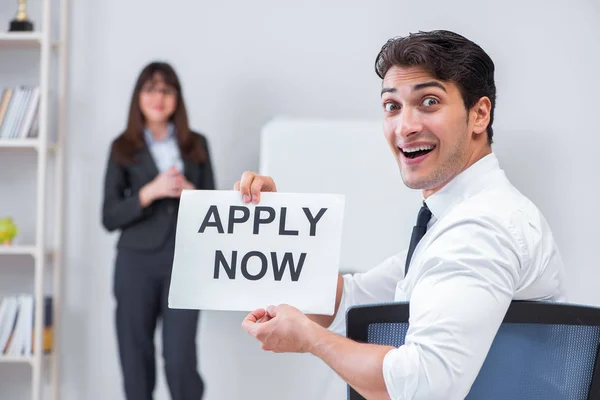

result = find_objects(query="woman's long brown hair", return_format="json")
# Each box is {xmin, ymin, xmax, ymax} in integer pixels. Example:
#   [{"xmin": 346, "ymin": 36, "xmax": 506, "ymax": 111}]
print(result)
[{"xmin": 111, "ymin": 62, "xmax": 207, "ymax": 166}]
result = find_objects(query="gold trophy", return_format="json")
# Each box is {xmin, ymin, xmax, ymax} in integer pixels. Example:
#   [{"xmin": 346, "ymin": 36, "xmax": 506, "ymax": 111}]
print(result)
[{"xmin": 9, "ymin": 0, "xmax": 34, "ymax": 32}]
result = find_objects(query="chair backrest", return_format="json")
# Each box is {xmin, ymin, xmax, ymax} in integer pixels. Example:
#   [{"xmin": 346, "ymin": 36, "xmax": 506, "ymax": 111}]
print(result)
[{"xmin": 346, "ymin": 301, "xmax": 600, "ymax": 400}]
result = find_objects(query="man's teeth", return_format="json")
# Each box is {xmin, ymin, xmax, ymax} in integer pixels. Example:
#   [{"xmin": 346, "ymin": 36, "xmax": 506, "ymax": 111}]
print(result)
[{"xmin": 403, "ymin": 145, "xmax": 434, "ymax": 153}]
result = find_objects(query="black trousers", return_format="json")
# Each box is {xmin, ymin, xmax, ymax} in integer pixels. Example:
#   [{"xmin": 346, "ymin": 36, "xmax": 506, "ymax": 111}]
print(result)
[{"xmin": 114, "ymin": 236, "xmax": 204, "ymax": 400}]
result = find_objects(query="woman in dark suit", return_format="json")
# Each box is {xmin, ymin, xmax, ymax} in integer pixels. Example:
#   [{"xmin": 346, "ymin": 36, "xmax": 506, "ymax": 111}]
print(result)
[{"xmin": 102, "ymin": 62, "xmax": 213, "ymax": 400}]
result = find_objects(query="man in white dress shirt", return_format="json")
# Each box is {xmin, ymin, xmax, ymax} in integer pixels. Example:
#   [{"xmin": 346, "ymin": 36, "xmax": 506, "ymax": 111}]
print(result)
[{"xmin": 235, "ymin": 30, "xmax": 566, "ymax": 399}]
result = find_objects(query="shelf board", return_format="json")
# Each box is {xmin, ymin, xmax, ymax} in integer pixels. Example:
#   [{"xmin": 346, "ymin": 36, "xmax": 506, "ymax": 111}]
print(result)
[
  {"xmin": 0, "ymin": 139, "xmax": 58, "ymax": 152},
  {"xmin": 0, "ymin": 245, "xmax": 37, "ymax": 256},
  {"xmin": 0, "ymin": 33, "xmax": 61, "ymax": 50},
  {"xmin": 0, "ymin": 246, "xmax": 55, "ymax": 258},
  {"xmin": 0, "ymin": 355, "xmax": 33, "ymax": 365},
  {"xmin": 0, "ymin": 32, "xmax": 42, "ymax": 49},
  {"xmin": 0, "ymin": 138, "xmax": 39, "ymax": 149}
]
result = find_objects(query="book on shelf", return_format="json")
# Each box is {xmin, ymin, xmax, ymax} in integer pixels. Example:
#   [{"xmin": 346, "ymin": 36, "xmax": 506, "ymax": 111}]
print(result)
[
  {"xmin": 0, "ymin": 86, "xmax": 40, "ymax": 140},
  {"xmin": 0, "ymin": 295, "xmax": 53, "ymax": 356}
]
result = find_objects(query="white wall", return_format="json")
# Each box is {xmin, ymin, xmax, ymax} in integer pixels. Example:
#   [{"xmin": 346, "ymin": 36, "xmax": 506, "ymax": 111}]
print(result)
[{"xmin": 2, "ymin": 0, "xmax": 599, "ymax": 399}]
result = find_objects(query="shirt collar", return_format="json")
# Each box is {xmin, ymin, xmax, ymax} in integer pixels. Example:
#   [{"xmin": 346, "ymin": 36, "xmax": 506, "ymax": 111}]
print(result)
[
  {"xmin": 144, "ymin": 122, "xmax": 175, "ymax": 145},
  {"xmin": 425, "ymin": 153, "xmax": 502, "ymax": 221}
]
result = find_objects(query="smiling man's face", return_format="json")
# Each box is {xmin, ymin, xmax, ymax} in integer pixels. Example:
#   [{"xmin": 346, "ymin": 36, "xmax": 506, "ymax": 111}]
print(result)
[{"xmin": 381, "ymin": 65, "xmax": 490, "ymax": 198}]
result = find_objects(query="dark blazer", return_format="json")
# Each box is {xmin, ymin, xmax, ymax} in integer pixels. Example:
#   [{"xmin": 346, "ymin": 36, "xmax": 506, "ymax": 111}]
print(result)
[{"xmin": 102, "ymin": 132, "xmax": 215, "ymax": 251}]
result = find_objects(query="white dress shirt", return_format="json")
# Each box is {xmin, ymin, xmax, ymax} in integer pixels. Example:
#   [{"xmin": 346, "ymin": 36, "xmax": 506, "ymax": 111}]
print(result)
[
  {"xmin": 328, "ymin": 153, "xmax": 566, "ymax": 400},
  {"xmin": 144, "ymin": 123, "xmax": 184, "ymax": 173}
]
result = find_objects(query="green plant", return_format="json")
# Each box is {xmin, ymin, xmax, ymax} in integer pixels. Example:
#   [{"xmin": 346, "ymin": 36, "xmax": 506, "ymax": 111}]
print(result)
[{"xmin": 0, "ymin": 217, "xmax": 18, "ymax": 245}]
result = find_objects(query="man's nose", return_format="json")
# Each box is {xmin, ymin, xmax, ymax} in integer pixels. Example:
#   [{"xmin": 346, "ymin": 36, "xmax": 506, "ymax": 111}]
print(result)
[{"xmin": 394, "ymin": 108, "xmax": 423, "ymax": 138}]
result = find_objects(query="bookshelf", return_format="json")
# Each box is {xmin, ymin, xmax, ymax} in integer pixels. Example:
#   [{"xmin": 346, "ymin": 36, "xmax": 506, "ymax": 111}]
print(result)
[{"xmin": 0, "ymin": 0, "xmax": 69, "ymax": 400}]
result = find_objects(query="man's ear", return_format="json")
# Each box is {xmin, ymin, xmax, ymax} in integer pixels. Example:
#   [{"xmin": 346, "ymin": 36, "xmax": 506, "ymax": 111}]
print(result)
[{"xmin": 471, "ymin": 96, "xmax": 491, "ymax": 136}]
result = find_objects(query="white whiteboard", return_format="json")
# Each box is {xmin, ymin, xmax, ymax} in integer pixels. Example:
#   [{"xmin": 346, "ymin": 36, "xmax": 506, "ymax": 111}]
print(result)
[{"xmin": 259, "ymin": 117, "xmax": 422, "ymax": 274}]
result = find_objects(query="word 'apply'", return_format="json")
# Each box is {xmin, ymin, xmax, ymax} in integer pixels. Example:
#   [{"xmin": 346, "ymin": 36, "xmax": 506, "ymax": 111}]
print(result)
[{"xmin": 198, "ymin": 205, "xmax": 328, "ymax": 236}]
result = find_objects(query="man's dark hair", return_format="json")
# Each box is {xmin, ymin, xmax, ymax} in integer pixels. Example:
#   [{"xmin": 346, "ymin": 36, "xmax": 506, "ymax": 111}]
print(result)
[{"xmin": 375, "ymin": 30, "xmax": 497, "ymax": 144}]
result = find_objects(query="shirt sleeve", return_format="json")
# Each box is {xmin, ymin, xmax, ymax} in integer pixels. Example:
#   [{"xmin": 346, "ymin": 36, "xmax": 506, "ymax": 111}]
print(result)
[
  {"xmin": 101, "ymin": 146, "xmax": 150, "ymax": 232},
  {"xmin": 328, "ymin": 251, "xmax": 407, "ymax": 336},
  {"xmin": 382, "ymin": 217, "xmax": 521, "ymax": 400}
]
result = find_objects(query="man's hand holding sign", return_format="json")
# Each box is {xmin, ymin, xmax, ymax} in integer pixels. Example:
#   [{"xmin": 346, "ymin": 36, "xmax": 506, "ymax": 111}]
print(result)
[
  {"xmin": 233, "ymin": 172, "xmax": 344, "ymax": 354},
  {"xmin": 232, "ymin": 172, "xmax": 394, "ymax": 400}
]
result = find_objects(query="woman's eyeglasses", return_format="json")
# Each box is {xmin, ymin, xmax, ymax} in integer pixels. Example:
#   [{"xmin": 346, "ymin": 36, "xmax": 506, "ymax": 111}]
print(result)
[{"xmin": 141, "ymin": 85, "xmax": 177, "ymax": 96}]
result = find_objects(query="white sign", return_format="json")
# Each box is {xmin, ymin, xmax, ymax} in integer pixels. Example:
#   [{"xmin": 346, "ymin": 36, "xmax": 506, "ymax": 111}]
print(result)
[{"xmin": 168, "ymin": 190, "xmax": 345, "ymax": 315}]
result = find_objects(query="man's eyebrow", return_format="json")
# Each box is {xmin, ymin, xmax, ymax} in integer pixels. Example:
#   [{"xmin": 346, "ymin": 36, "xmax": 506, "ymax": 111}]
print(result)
[
  {"xmin": 413, "ymin": 81, "xmax": 447, "ymax": 92},
  {"xmin": 380, "ymin": 81, "xmax": 447, "ymax": 96}
]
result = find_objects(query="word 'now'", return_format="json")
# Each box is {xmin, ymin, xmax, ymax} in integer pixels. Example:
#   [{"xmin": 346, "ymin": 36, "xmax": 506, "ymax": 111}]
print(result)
[{"xmin": 214, "ymin": 250, "xmax": 307, "ymax": 282}]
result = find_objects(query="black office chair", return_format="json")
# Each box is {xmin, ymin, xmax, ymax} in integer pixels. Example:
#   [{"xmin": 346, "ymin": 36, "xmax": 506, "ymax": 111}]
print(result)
[{"xmin": 346, "ymin": 301, "xmax": 600, "ymax": 400}]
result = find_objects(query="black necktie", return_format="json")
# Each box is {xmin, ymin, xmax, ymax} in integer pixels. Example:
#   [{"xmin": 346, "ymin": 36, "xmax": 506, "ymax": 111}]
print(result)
[{"xmin": 405, "ymin": 202, "xmax": 432, "ymax": 276}]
